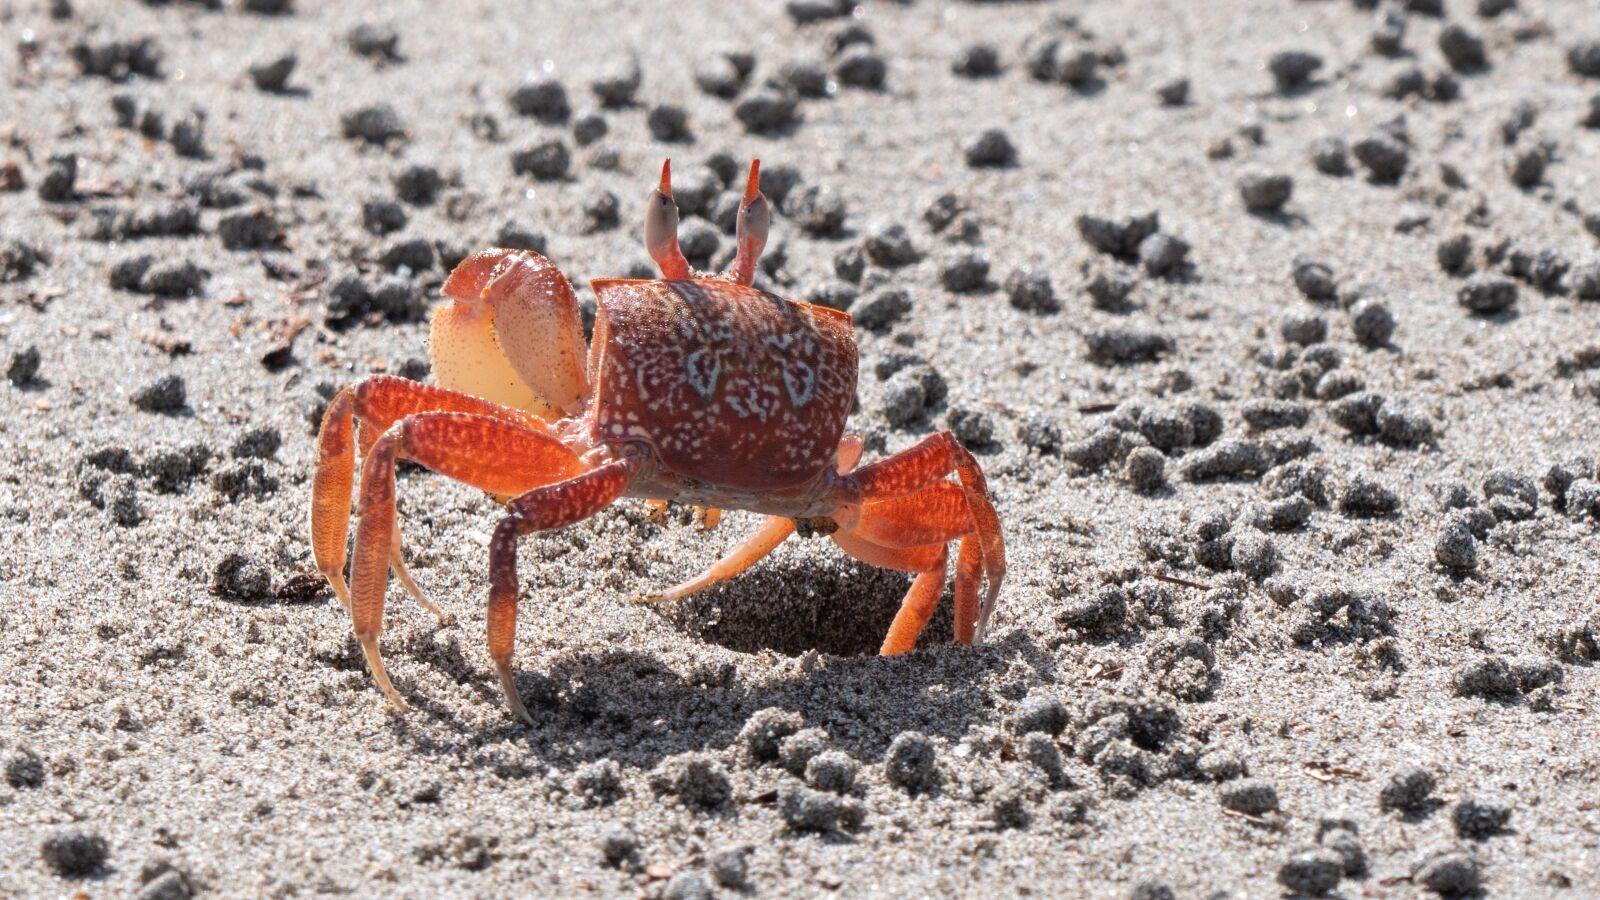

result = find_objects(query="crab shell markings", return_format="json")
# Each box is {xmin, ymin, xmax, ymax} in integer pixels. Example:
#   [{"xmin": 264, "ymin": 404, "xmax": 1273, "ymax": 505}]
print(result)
[{"xmin": 308, "ymin": 160, "xmax": 1007, "ymax": 723}]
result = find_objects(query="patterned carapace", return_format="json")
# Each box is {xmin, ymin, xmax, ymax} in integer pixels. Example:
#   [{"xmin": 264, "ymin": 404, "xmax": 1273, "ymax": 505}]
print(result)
[{"xmin": 590, "ymin": 278, "xmax": 857, "ymax": 491}]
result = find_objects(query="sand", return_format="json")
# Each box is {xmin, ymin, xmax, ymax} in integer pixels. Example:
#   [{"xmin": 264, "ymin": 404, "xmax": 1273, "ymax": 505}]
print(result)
[{"xmin": 2, "ymin": 0, "xmax": 1599, "ymax": 896}]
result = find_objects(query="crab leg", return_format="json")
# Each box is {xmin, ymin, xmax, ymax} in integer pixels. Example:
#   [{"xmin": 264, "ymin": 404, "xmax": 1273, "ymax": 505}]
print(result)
[
  {"xmin": 635, "ymin": 515, "xmax": 796, "ymax": 605},
  {"xmin": 310, "ymin": 376, "xmax": 552, "ymax": 614},
  {"xmin": 349, "ymin": 412, "xmax": 587, "ymax": 712},
  {"xmin": 836, "ymin": 431, "xmax": 1007, "ymax": 648},
  {"xmin": 489, "ymin": 460, "xmax": 635, "ymax": 724},
  {"xmin": 879, "ymin": 547, "xmax": 951, "ymax": 655}
]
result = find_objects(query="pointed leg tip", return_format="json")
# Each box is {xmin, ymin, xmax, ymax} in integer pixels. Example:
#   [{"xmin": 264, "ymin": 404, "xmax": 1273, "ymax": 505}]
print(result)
[{"xmin": 495, "ymin": 659, "xmax": 535, "ymax": 726}]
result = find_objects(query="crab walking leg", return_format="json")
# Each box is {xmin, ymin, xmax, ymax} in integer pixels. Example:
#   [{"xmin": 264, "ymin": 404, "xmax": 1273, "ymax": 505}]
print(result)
[
  {"xmin": 879, "ymin": 547, "xmax": 951, "ymax": 656},
  {"xmin": 350, "ymin": 374, "xmax": 552, "ymax": 457},
  {"xmin": 309, "ymin": 375, "xmax": 554, "ymax": 614},
  {"xmin": 349, "ymin": 413, "xmax": 587, "ymax": 713},
  {"xmin": 952, "ymin": 535, "xmax": 982, "ymax": 644},
  {"xmin": 488, "ymin": 461, "xmax": 635, "ymax": 724},
  {"xmin": 389, "ymin": 519, "xmax": 449, "ymax": 622},
  {"xmin": 842, "ymin": 431, "xmax": 1007, "ymax": 641},
  {"xmin": 310, "ymin": 389, "xmax": 357, "ymax": 611},
  {"xmin": 636, "ymin": 515, "xmax": 796, "ymax": 605}
]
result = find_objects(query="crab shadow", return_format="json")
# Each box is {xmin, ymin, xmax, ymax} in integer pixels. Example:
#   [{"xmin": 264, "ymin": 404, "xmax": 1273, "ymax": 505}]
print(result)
[{"xmin": 376, "ymin": 557, "xmax": 1038, "ymax": 771}]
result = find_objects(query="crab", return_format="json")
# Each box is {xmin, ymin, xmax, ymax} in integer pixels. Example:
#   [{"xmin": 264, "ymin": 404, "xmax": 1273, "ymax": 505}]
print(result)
[{"xmin": 310, "ymin": 160, "xmax": 1007, "ymax": 723}]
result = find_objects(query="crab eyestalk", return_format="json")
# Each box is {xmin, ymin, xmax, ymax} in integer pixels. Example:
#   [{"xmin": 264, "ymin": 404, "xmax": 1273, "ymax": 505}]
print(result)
[
  {"xmin": 645, "ymin": 160, "xmax": 692, "ymax": 280},
  {"xmin": 730, "ymin": 159, "xmax": 769, "ymax": 287}
]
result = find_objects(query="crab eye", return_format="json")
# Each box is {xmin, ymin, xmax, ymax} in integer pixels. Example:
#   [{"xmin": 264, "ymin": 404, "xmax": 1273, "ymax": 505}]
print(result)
[
  {"xmin": 736, "ymin": 194, "xmax": 770, "ymax": 255},
  {"xmin": 644, "ymin": 189, "xmax": 680, "ymax": 261}
]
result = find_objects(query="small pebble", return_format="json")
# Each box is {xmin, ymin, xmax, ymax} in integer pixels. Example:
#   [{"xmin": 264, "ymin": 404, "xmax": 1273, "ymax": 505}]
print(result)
[
  {"xmin": 805, "ymin": 751, "xmax": 857, "ymax": 794},
  {"xmin": 247, "ymin": 52, "xmax": 296, "ymax": 92},
  {"xmin": 1352, "ymin": 134, "xmax": 1409, "ymax": 184},
  {"xmin": 709, "ymin": 847, "xmax": 748, "ymax": 889},
  {"xmin": 346, "ymin": 23, "xmax": 400, "ymax": 61},
  {"xmin": 373, "ymin": 235, "xmax": 432, "ymax": 272},
  {"xmin": 864, "ymin": 225, "xmax": 919, "ymax": 268},
  {"xmin": 1281, "ymin": 313, "xmax": 1327, "ymax": 345},
  {"xmin": 340, "ymin": 104, "xmax": 405, "ymax": 144},
  {"xmin": 854, "ymin": 289, "xmax": 911, "ymax": 331},
  {"xmin": 1379, "ymin": 766, "xmax": 1435, "ymax": 812},
  {"xmin": 948, "ymin": 407, "xmax": 996, "ymax": 449},
  {"xmin": 1085, "ymin": 327, "xmax": 1173, "ymax": 364},
  {"xmin": 695, "ymin": 55, "xmax": 747, "ymax": 99},
  {"xmin": 1452, "ymin": 796, "xmax": 1511, "ymax": 839},
  {"xmin": 884, "ymin": 731, "xmax": 938, "ymax": 793},
  {"xmin": 1155, "ymin": 77, "xmax": 1189, "ymax": 106},
  {"xmin": 1457, "ymin": 274, "xmax": 1517, "ymax": 314},
  {"xmin": 1239, "ymin": 172, "xmax": 1292, "ymax": 214},
  {"xmin": 211, "ymin": 552, "xmax": 272, "ymax": 600},
  {"xmin": 572, "ymin": 113, "xmax": 607, "ymax": 147},
  {"xmin": 1292, "ymin": 258, "xmax": 1338, "ymax": 302},
  {"xmin": 1412, "ymin": 850, "xmax": 1481, "ymax": 896},
  {"xmin": 1219, "ymin": 778, "xmax": 1279, "ymax": 815},
  {"xmin": 218, "ymin": 209, "xmax": 280, "ymax": 250},
  {"xmin": 964, "ymin": 128, "xmax": 1017, "ymax": 168},
  {"xmin": 1339, "ymin": 476, "xmax": 1399, "ymax": 517},
  {"xmin": 1085, "ymin": 266, "xmax": 1136, "ymax": 310},
  {"xmin": 1507, "ymin": 146, "xmax": 1548, "ymax": 188},
  {"xmin": 780, "ymin": 786, "xmax": 839, "ymax": 832},
  {"xmin": 1438, "ymin": 24, "xmax": 1488, "ymax": 72},
  {"xmin": 1309, "ymin": 135, "xmax": 1350, "ymax": 176},
  {"xmin": 1231, "ymin": 530, "xmax": 1279, "ymax": 579},
  {"xmin": 1005, "ymin": 268, "xmax": 1057, "ymax": 313},
  {"xmin": 1278, "ymin": 848, "xmax": 1344, "ymax": 896},
  {"xmin": 38, "ymin": 154, "xmax": 77, "ymax": 202},
  {"xmin": 7, "ymin": 346, "xmax": 41, "ymax": 386},
  {"xmin": 511, "ymin": 140, "xmax": 571, "ymax": 181},
  {"xmin": 953, "ymin": 44, "xmax": 1001, "ymax": 78},
  {"xmin": 1434, "ymin": 519, "xmax": 1479, "ymax": 571},
  {"xmin": 834, "ymin": 46, "xmax": 887, "ymax": 89},
  {"xmin": 590, "ymin": 59, "xmax": 641, "ymax": 108},
  {"xmin": 598, "ymin": 827, "xmax": 639, "ymax": 868},
  {"xmin": 1569, "ymin": 39, "xmax": 1600, "ymax": 78},
  {"xmin": 1269, "ymin": 50, "xmax": 1323, "ymax": 92},
  {"xmin": 131, "ymin": 374, "xmax": 187, "ymax": 413},
  {"xmin": 1350, "ymin": 299, "xmax": 1396, "ymax": 347},
  {"xmin": 508, "ymin": 78, "xmax": 570, "ymax": 122},
  {"xmin": 1138, "ymin": 233, "xmax": 1189, "ymax": 277},
  {"xmin": 737, "ymin": 707, "xmax": 802, "ymax": 763},
  {"xmin": 40, "ymin": 832, "xmax": 109, "ymax": 878},
  {"xmin": 779, "ymin": 59, "xmax": 829, "ymax": 98},
  {"xmin": 778, "ymin": 728, "xmax": 830, "ymax": 776},
  {"xmin": 1011, "ymin": 694, "xmax": 1069, "ymax": 736},
  {"xmin": 1242, "ymin": 399, "xmax": 1309, "ymax": 431},
  {"xmin": 646, "ymin": 105, "xmax": 692, "ymax": 143},
  {"xmin": 940, "ymin": 251, "xmax": 990, "ymax": 292},
  {"xmin": 393, "ymin": 164, "xmax": 442, "ymax": 205},
  {"xmin": 662, "ymin": 871, "xmax": 713, "ymax": 900},
  {"xmin": 1437, "ymin": 234, "xmax": 1473, "ymax": 274},
  {"xmin": 734, "ymin": 90, "xmax": 799, "ymax": 134}
]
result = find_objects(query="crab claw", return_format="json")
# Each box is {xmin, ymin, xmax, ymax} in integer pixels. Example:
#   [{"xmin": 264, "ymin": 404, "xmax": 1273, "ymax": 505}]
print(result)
[{"xmin": 429, "ymin": 249, "xmax": 589, "ymax": 418}]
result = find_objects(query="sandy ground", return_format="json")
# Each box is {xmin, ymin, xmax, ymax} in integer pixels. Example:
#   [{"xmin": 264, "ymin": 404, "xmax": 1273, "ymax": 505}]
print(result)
[{"xmin": 3, "ymin": 0, "xmax": 1600, "ymax": 896}]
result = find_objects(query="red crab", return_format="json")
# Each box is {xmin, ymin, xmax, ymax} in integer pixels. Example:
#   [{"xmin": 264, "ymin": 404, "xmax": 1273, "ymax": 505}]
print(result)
[{"xmin": 310, "ymin": 161, "xmax": 1007, "ymax": 722}]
